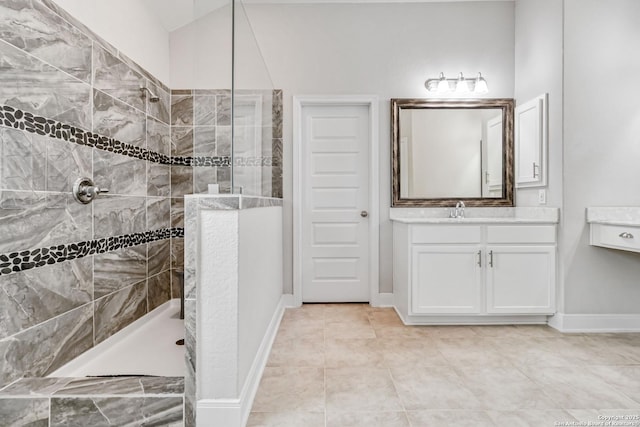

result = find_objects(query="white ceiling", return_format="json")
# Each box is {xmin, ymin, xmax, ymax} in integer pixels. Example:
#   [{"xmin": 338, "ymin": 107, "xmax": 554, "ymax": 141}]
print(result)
[{"xmin": 142, "ymin": 0, "xmax": 513, "ymax": 32}]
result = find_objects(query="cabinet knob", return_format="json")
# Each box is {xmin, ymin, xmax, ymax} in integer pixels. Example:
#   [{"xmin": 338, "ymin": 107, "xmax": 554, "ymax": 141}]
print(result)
[
  {"xmin": 360, "ymin": 210, "xmax": 369, "ymax": 218},
  {"xmin": 619, "ymin": 232, "xmax": 634, "ymax": 239}
]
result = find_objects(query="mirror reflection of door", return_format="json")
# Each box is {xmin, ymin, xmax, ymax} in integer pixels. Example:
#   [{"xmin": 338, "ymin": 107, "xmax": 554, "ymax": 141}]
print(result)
[
  {"xmin": 484, "ymin": 115, "xmax": 503, "ymax": 197},
  {"xmin": 233, "ymin": 94, "xmax": 263, "ymax": 195}
]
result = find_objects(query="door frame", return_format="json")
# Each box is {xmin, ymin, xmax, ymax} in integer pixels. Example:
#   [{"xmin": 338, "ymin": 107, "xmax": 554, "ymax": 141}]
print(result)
[{"xmin": 293, "ymin": 95, "xmax": 380, "ymax": 307}]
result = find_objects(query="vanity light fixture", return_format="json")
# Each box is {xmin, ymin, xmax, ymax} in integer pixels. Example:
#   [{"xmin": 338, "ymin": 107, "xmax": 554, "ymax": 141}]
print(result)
[
  {"xmin": 436, "ymin": 72, "xmax": 449, "ymax": 93},
  {"xmin": 425, "ymin": 72, "xmax": 489, "ymax": 94},
  {"xmin": 474, "ymin": 72, "xmax": 489, "ymax": 94},
  {"xmin": 455, "ymin": 72, "xmax": 470, "ymax": 93}
]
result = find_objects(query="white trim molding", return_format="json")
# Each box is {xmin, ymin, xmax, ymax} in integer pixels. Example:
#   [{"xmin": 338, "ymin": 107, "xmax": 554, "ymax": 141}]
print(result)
[
  {"xmin": 376, "ymin": 293, "xmax": 395, "ymax": 307},
  {"xmin": 196, "ymin": 295, "xmax": 287, "ymax": 427},
  {"xmin": 281, "ymin": 293, "xmax": 297, "ymax": 308},
  {"xmin": 394, "ymin": 306, "xmax": 548, "ymax": 326},
  {"xmin": 293, "ymin": 95, "xmax": 380, "ymax": 307},
  {"xmin": 548, "ymin": 312, "xmax": 640, "ymax": 333}
]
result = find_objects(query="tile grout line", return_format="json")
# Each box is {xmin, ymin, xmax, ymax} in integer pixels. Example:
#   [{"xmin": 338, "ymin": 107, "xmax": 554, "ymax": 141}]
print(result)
[{"xmin": 320, "ymin": 310, "xmax": 330, "ymax": 419}]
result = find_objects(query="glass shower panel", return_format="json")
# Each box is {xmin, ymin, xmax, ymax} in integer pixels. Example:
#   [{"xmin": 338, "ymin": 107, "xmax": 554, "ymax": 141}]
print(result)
[
  {"xmin": 232, "ymin": 0, "xmax": 276, "ymax": 197},
  {"xmin": 187, "ymin": 0, "xmax": 233, "ymax": 194}
]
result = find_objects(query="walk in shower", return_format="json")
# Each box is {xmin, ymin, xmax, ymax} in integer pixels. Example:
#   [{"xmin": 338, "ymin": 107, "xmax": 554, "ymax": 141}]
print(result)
[{"xmin": 0, "ymin": 0, "xmax": 281, "ymax": 425}]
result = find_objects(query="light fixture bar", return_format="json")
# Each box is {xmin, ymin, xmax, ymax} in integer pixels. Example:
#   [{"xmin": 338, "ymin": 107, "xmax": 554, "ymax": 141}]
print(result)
[{"xmin": 425, "ymin": 72, "xmax": 488, "ymax": 94}]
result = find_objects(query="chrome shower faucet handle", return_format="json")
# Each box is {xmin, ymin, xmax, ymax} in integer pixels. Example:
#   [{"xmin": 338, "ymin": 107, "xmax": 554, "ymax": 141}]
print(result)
[{"xmin": 73, "ymin": 177, "xmax": 109, "ymax": 204}]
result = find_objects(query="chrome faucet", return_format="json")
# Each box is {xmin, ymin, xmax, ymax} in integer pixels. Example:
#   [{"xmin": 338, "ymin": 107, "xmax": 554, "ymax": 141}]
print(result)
[{"xmin": 449, "ymin": 201, "xmax": 466, "ymax": 218}]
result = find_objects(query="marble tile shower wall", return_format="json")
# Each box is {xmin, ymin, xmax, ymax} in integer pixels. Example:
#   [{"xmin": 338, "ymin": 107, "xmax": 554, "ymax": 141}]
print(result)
[
  {"xmin": 170, "ymin": 89, "xmax": 282, "ymax": 196},
  {"xmin": 0, "ymin": 0, "xmax": 176, "ymax": 389},
  {"xmin": 168, "ymin": 88, "xmax": 283, "ymax": 276}
]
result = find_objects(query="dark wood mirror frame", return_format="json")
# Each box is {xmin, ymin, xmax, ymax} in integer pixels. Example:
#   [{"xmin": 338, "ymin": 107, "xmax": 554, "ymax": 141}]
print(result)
[{"xmin": 391, "ymin": 98, "xmax": 514, "ymax": 207}]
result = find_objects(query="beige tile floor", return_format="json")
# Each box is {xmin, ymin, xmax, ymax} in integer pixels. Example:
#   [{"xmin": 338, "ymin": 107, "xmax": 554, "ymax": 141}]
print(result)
[{"xmin": 247, "ymin": 304, "xmax": 640, "ymax": 427}]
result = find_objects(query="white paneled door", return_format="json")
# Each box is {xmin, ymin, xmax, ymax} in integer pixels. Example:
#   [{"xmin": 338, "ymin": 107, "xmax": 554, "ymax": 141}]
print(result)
[{"xmin": 300, "ymin": 104, "xmax": 370, "ymax": 302}]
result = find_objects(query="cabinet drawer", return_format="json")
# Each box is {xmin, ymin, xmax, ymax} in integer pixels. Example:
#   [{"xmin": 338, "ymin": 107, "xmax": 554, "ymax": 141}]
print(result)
[
  {"xmin": 411, "ymin": 225, "xmax": 482, "ymax": 244},
  {"xmin": 591, "ymin": 224, "xmax": 640, "ymax": 252},
  {"xmin": 487, "ymin": 225, "xmax": 556, "ymax": 244}
]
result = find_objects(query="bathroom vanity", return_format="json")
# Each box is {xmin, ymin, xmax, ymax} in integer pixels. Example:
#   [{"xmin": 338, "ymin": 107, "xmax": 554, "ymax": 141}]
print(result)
[
  {"xmin": 587, "ymin": 207, "xmax": 640, "ymax": 253},
  {"xmin": 391, "ymin": 208, "xmax": 559, "ymax": 324},
  {"xmin": 389, "ymin": 98, "xmax": 558, "ymax": 324}
]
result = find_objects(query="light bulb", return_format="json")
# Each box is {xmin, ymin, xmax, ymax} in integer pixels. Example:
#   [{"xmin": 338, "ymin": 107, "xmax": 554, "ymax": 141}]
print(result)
[
  {"xmin": 455, "ymin": 72, "xmax": 469, "ymax": 93},
  {"xmin": 474, "ymin": 72, "xmax": 488, "ymax": 94}
]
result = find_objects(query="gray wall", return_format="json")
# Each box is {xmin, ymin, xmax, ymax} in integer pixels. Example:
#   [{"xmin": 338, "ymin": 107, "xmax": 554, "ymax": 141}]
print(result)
[
  {"xmin": 244, "ymin": 2, "xmax": 516, "ymax": 295},
  {"xmin": 171, "ymin": 0, "xmax": 640, "ymax": 319},
  {"xmin": 514, "ymin": 0, "xmax": 563, "ymax": 209},
  {"xmin": 516, "ymin": 0, "xmax": 640, "ymax": 316},
  {"xmin": 513, "ymin": 0, "xmax": 564, "ymax": 309},
  {"xmin": 170, "ymin": 1, "xmax": 517, "ymax": 295},
  {"xmin": 562, "ymin": 0, "xmax": 640, "ymax": 314}
]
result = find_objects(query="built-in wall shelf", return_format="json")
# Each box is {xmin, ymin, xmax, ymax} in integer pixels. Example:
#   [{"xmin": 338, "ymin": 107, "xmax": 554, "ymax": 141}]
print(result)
[{"xmin": 587, "ymin": 207, "xmax": 640, "ymax": 253}]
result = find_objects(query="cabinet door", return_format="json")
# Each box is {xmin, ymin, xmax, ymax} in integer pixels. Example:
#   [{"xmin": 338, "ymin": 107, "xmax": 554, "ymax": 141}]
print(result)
[
  {"xmin": 515, "ymin": 94, "xmax": 547, "ymax": 188},
  {"xmin": 411, "ymin": 245, "xmax": 482, "ymax": 314},
  {"xmin": 486, "ymin": 245, "xmax": 555, "ymax": 314}
]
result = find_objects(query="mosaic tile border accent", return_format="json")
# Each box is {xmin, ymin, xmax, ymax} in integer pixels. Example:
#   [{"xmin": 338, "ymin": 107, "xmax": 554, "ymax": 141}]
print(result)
[
  {"xmin": 0, "ymin": 227, "xmax": 184, "ymax": 277},
  {"xmin": 0, "ymin": 105, "xmax": 228, "ymax": 168},
  {"xmin": 172, "ymin": 156, "xmax": 232, "ymax": 167},
  {"xmin": 169, "ymin": 156, "xmax": 275, "ymax": 168},
  {"xmin": 234, "ymin": 156, "xmax": 275, "ymax": 167}
]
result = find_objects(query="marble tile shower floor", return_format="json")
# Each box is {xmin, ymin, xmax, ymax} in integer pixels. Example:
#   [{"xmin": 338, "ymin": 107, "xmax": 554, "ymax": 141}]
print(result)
[{"xmin": 247, "ymin": 304, "xmax": 640, "ymax": 427}]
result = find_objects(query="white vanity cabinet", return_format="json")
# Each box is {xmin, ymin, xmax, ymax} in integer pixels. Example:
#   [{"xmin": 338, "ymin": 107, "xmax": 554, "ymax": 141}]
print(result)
[
  {"xmin": 484, "ymin": 225, "xmax": 556, "ymax": 314},
  {"xmin": 412, "ymin": 245, "xmax": 482, "ymax": 314},
  {"xmin": 409, "ymin": 224, "xmax": 483, "ymax": 314},
  {"xmin": 393, "ymin": 220, "xmax": 557, "ymax": 322}
]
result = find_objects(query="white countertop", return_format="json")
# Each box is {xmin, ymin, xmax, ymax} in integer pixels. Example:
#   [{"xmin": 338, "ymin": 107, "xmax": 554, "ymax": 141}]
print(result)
[
  {"xmin": 390, "ymin": 207, "xmax": 559, "ymax": 224},
  {"xmin": 586, "ymin": 207, "xmax": 640, "ymax": 226}
]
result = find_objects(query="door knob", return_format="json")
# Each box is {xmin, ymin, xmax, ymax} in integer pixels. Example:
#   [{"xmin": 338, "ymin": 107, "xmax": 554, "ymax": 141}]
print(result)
[{"xmin": 360, "ymin": 210, "xmax": 368, "ymax": 218}]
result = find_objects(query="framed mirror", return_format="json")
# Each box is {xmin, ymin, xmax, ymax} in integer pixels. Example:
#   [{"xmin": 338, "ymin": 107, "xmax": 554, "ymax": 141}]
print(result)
[{"xmin": 391, "ymin": 98, "xmax": 514, "ymax": 207}]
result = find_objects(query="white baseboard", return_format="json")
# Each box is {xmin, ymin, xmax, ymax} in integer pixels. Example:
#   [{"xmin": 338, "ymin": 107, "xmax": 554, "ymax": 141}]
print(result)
[
  {"xmin": 197, "ymin": 294, "xmax": 287, "ymax": 427},
  {"xmin": 281, "ymin": 293, "xmax": 297, "ymax": 308},
  {"xmin": 393, "ymin": 306, "xmax": 548, "ymax": 325},
  {"xmin": 548, "ymin": 313, "xmax": 640, "ymax": 332},
  {"xmin": 373, "ymin": 293, "xmax": 394, "ymax": 307},
  {"xmin": 196, "ymin": 399, "xmax": 242, "ymax": 426}
]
